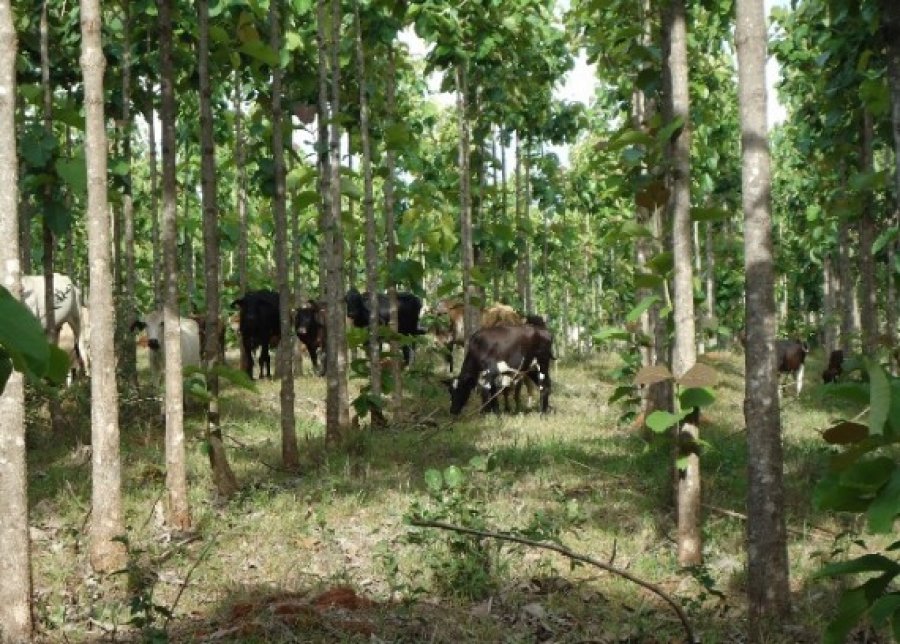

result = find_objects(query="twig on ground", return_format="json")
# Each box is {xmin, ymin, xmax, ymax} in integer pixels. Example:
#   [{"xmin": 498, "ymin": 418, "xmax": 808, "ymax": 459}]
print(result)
[
  {"xmin": 702, "ymin": 503, "xmax": 837, "ymax": 538},
  {"xmin": 140, "ymin": 486, "xmax": 166, "ymax": 533},
  {"xmin": 409, "ymin": 518, "xmax": 697, "ymax": 644},
  {"xmin": 163, "ymin": 533, "xmax": 219, "ymax": 633}
]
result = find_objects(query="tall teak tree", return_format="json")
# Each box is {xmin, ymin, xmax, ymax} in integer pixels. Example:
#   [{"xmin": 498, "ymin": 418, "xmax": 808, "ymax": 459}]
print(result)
[
  {"xmin": 0, "ymin": 1, "xmax": 33, "ymax": 638},
  {"xmin": 736, "ymin": 0, "xmax": 791, "ymax": 631},
  {"xmin": 81, "ymin": 0, "xmax": 127, "ymax": 571}
]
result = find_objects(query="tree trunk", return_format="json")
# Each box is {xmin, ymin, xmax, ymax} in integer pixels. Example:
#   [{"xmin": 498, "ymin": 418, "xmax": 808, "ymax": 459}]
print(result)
[
  {"xmin": 119, "ymin": 1, "xmax": 137, "ymax": 389},
  {"xmin": 81, "ymin": 0, "xmax": 127, "ymax": 572},
  {"xmin": 858, "ymin": 108, "xmax": 877, "ymax": 353},
  {"xmin": 515, "ymin": 134, "xmax": 525, "ymax": 310},
  {"xmin": 269, "ymin": 0, "xmax": 299, "ymax": 466},
  {"xmin": 384, "ymin": 47, "xmax": 403, "ymax": 408},
  {"xmin": 823, "ymin": 254, "xmax": 839, "ymax": 351},
  {"xmin": 458, "ymin": 65, "xmax": 478, "ymax": 338},
  {"xmin": 663, "ymin": 0, "xmax": 701, "ymax": 568},
  {"xmin": 523, "ymin": 143, "xmax": 533, "ymax": 313},
  {"xmin": 355, "ymin": 6, "xmax": 383, "ymax": 413},
  {"xmin": 705, "ymin": 223, "xmax": 716, "ymax": 349},
  {"xmin": 0, "ymin": 4, "xmax": 33, "ymax": 637},
  {"xmin": 316, "ymin": 6, "xmax": 330, "ymax": 299},
  {"xmin": 234, "ymin": 71, "xmax": 248, "ymax": 297},
  {"xmin": 198, "ymin": 0, "xmax": 239, "ymax": 496},
  {"xmin": 881, "ymin": 0, "xmax": 900, "ymax": 344},
  {"xmin": 324, "ymin": 0, "xmax": 350, "ymax": 439},
  {"xmin": 159, "ymin": 0, "xmax": 191, "ymax": 529},
  {"xmin": 735, "ymin": 0, "xmax": 791, "ymax": 631},
  {"xmin": 837, "ymin": 216, "xmax": 855, "ymax": 354},
  {"xmin": 146, "ymin": 102, "xmax": 162, "ymax": 309}
]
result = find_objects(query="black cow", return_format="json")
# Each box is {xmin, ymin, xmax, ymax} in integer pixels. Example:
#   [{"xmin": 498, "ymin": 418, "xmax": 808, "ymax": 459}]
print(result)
[
  {"xmin": 230, "ymin": 290, "xmax": 280, "ymax": 379},
  {"xmin": 776, "ymin": 339, "xmax": 808, "ymax": 396},
  {"xmin": 345, "ymin": 287, "xmax": 424, "ymax": 364},
  {"xmin": 294, "ymin": 300, "xmax": 326, "ymax": 375},
  {"xmin": 449, "ymin": 325, "xmax": 553, "ymax": 415},
  {"xmin": 822, "ymin": 349, "xmax": 844, "ymax": 384}
]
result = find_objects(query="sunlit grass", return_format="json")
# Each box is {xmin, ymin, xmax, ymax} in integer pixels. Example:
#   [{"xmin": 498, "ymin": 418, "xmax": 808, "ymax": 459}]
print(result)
[{"xmin": 23, "ymin": 345, "xmax": 881, "ymax": 642}]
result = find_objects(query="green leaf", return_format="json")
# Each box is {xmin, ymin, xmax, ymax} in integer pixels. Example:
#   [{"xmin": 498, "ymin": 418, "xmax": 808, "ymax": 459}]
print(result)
[
  {"xmin": 865, "ymin": 358, "xmax": 891, "ymax": 436},
  {"xmin": 691, "ymin": 206, "xmax": 730, "ymax": 222},
  {"xmin": 0, "ymin": 353, "xmax": 12, "ymax": 393},
  {"xmin": 646, "ymin": 410, "xmax": 681, "ymax": 434},
  {"xmin": 424, "ymin": 468, "xmax": 442, "ymax": 493},
  {"xmin": 212, "ymin": 365, "xmax": 258, "ymax": 392},
  {"xmin": 815, "ymin": 473, "xmax": 870, "ymax": 513},
  {"xmin": 384, "ymin": 123, "xmax": 411, "ymax": 151},
  {"xmin": 823, "ymin": 586, "xmax": 870, "ymax": 644},
  {"xmin": 873, "ymin": 227, "xmax": 898, "ymax": 255},
  {"xmin": 647, "ymin": 251, "xmax": 673, "ymax": 275},
  {"xmin": 840, "ymin": 456, "xmax": 895, "ymax": 492},
  {"xmin": 818, "ymin": 554, "xmax": 900, "ymax": 579},
  {"xmin": 634, "ymin": 272, "xmax": 664, "ymax": 289},
  {"xmin": 56, "ymin": 155, "xmax": 87, "ymax": 195},
  {"xmin": 867, "ymin": 468, "xmax": 900, "ymax": 533},
  {"xmin": 626, "ymin": 295, "xmax": 660, "ymax": 324},
  {"xmin": 824, "ymin": 382, "xmax": 870, "ymax": 406},
  {"xmin": 0, "ymin": 286, "xmax": 51, "ymax": 377},
  {"xmin": 656, "ymin": 116, "xmax": 684, "ymax": 144},
  {"xmin": 594, "ymin": 328, "xmax": 630, "ymax": 343},
  {"xmin": 443, "ymin": 465, "xmax": 464, "ymax": 489},
  {"xmin": 679, "ymin": 387, "xmax": 715, "ymax": 409},
  {"xmin": 45, "ymin": 345, "xmax": 70, "ymax": 386},
  {"xmin": 239, "ymin": 40, "xmax": 278, "ymax": 67},
  {"xmin": 340, "ymin": 176, "xmax": 361, "ymax": 200}
]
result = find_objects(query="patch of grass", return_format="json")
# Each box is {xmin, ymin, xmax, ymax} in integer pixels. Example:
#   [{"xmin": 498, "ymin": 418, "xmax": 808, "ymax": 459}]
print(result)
[{"xmin": 22, "ymin": 348, "xmax": 887, "ymax": 642}]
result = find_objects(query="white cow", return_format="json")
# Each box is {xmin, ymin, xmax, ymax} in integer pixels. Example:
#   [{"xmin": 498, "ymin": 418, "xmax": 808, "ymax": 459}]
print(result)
[
  {"xmin": 21, "ymin": 273, "xmax": 84, "ymax": 339},
  {"xmin": 133, "ymin": 311, "xmax": 201, "ymax": 387}
]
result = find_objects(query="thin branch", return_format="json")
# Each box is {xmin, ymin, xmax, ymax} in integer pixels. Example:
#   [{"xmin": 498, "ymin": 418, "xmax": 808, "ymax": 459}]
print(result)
[
  {"xmin": 409, "ymin": 518, "xmax": 697, "ymax": 643},
  {"xmin": 163, "ymin": 533, "xmax": 218, "ymax": 632}
]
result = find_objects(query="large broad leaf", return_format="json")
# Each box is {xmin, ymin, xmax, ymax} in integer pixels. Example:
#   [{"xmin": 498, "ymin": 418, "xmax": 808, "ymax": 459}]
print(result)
[
  {"xmin": 634, "ymin": 365, "xmax": 673, "ymax": 387},
  {"xmin": 646, "ymin": 251, "xmax": 673, "ymax": 275},
  {"xmin": 56, "ymin": 154, "xmax": 87, "ymax": 196},
  {"xmin": 679, "ymin": 387, "xmax": 715, "ymax": 410},
  {"xmin": 0, "ymin": 350, "xmax": 12, "ymax": 393},
  {"xmin": 824, "ymin": 382, "xmax": 870, "ymax": 406},
  {"xmin": 823, "ymin": 584, "xmax": 876, "ymax": 644},
  {"xmin": 212, "ymin": 365, "xmax": 258, "ymax": 392},
  {"xmin": 867, "ymin": 468, "xmax": 900, "ymax": 533},
  {"xmin": 865, "ymin": 358, "xmax": 891, "ymax": 436},
  {"xmin": 239, "ymin": 40, "xmax": 278, "ymax": 67},
  {"xmin": 634, "ymin": 272, "xmax": 665, "ymax": 289},
  {"xmin": 817, "ymin": 554, "xmax": 900, "ymax": 579},
  {"xmin": 822, "ymin": 421, "xmax": 869, "ymax": 445},
  {"xmin": 0, "ymin": 286, "xmax": 51, "ymax": 377},
  {"xmin": 443, "ymin": 465, "xmax": 464, "ymax": 489},
  {"xmin": 839, "ymin": 456, "xmax": 895, "ymax": 493},
  {"xmin": 678, "ymin": 363, "xmax": 719, "ymax": 388},
  {"xmin": 868, "ymin": 592, "xmax": 900, "ymax": 628},
  {"xmin": 815, "ymin": 473, "xmax": 870, "ymax": 512},
  {"xmin": 691, "ymin": 206, "xmax": 730, "ymax": 222},
  {"xmin": 293, "ymin": 190, "xmax": 319, "ymax": 210},
  {"xmin": 626, "ymin": 295, "xmax": 660, "ymax": 324},
  {"xmin": 873, "ymin": 227, "xmax": 898, "ymax": 255},
  {"xmin": 645, "ymin": 409, "xmax": 690, "ymax": 434},
  {"xmin": 594, "ymin": 328, "xmax": 631, "ymax": 344}
]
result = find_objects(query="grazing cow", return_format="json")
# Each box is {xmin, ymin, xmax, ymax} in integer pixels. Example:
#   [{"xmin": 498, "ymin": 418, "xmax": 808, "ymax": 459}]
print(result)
[
  {"xmin": 479, "ymin": 306, "xmax": 547, "ymax": 409},
  {"xmin": 294, "ymin": 300, "xmax": 327, "ymax": 374},
  {"xmin": 776, "ymin": 339, "xmax": 808, "ymax": 396},
  {"xmin": 449, "ymin": 325, "xmax": 553, "ymax": 415},
  {"xmin": 822, "ymin": 349, "xmax": 844, "ymax": 384},
  {"xmin": 132, "ymin": 311, "xmax": 202, "ymax": 387},
  {"xmin": 431, "ymin": 300, "xmax": 467, "ymax": 372},
  {"xmin": 189, "ymin": 313, "xmax": 227, "ymax": 364},
  {"xmin": 230, "ymin": 290, "xmax": 280, "ymax": 379},
  {"xmin": 21, "ymin": 272, "xmax": 84, "ymax": 338},
  {"xmin": 345, "ymin": 288, "xmax": 424, "ymax": 364}
]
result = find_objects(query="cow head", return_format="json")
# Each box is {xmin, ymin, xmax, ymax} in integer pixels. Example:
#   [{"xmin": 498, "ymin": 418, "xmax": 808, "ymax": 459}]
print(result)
[
  {"xmin": 138, "ymin": 311, "xmax": 166, "ymax": 351},
  {"xmin": 294, "ymin": 301, "xmax": 321, "ymax": 336},
  {"xmin": 448, "ymin": 375, "xmax": 475, "ymax": 415},
  {"xmin": 345, "ymin": 288, "xmax": 367, "ymax": 325}
]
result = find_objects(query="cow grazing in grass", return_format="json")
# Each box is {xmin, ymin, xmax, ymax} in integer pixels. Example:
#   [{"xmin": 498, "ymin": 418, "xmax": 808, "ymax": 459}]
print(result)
[
  {"xmin": 449, "ymin": 324, "xmax": 553, "ymax": 415},
  {"xmin": 776, "ymin": 339, "xmax": 808, "ymax": 396},
  {"xmin": 294, "ymin": 300, "xmax": 327, "ymax": 375},
  {"xmin": 132, "ymin": 311, "xmax": 202, "ymax": 387},
  {"xmin": 822, "ymin": 349, "xmax": 844, "ymax": 384},
  {"xmin": 230, "ymin": 290, "xmax": 280, "ymax": 379},
  {"xmin": 345, "ymin": 288, "xmax": 424, "ymax": 365}
]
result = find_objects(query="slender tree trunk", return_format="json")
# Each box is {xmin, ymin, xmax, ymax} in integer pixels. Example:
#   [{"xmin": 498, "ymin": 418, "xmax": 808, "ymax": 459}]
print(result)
[
  {"xmin": 705, "ymin": 223, "xmax": 716, "ymax": 349},
  {"xmin": 40, "ymin": 0, "xmax": 62, "ymax": 434},
  {"xmin": 81, "ymin": 0, "xmax": 127, "ymax": 572},
  {"xmin": 735, "ymin": 0, "xmax": 791, "ymax": 631},
  {"xmin": 316, "ymin": 5, "xmax": 329, "ymax": 299},
  {"xmin": 198, "ymin": 0, "xmax": 239, "ymax": 495},
  {"xmin": 234, "ymin": 72, "xmax": 248, "ymax": 297},
  {"xmin": 146, "ymin": 102, "xmax": 162, "ymax": 309},
  {"xmin": 182, "ymin": 176, "xmax": 195, "ymax": 307},
  {"xmin": 269, "ymin": 0, "xmax": 299, "ymax": 466},
  {"xmin": 159, "ymin": 0, "xmax": 190, "ymax": 529},
  {"xmin": 384, "ymin": 47, "xmax": 402, "ymax": 408},
  {"xmin": 837, "ymin": 215, "xmax": 855, "ymax": 354},
  {"xmin": 881, "ymin": 0, "xmax": 900, "ymax": 344},
  {"xmin": 355, "ymin": 7, "xmax": 382, "ymax": 413},
  {"xmin": 523, "ymin": 142, "xmax": 533, "ymax": 313},
  {"xmin": 694, "ymin": 221, "xmax": 704, "ymax": 354},
  {"xmin": 515, "ymin": 134, "xmax": 525, "ymax": 310},
  {"xmin": 663, "ymin": 0, "xmax": 701, "ymax": 567},
  {"xmin": 858, "ymin": 108, "xmax": 877, "ymax": 353},
  {"xmin": 119, "ymin": 1, "xmax": 137, "ymax": 388},
  {"xmin": 458, "ymin": 65, "xmax": 478, "ymax": 338},
  {"xmin": 823, "ymin": 254, "xmax": 839, "ymax": 351},
  {"xmin": 324, "ymin": 0, "xmax": 350, "ymax": 439},
  {"xmin": 0, "ymin": 5, "xmax": 33, "ymax": 637}
]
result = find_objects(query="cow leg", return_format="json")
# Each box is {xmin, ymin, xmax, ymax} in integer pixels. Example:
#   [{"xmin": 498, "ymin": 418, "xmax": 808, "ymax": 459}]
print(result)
[
  {"xmin": 260, "ymin": 344, "xmax": 271, "ymax": 378},
  {"xmin": 795, "ymin": 363, "xmax": 804, "ymax": 396},
  {"xmin": 540, "ymin": 373, "xmax": 551, "ymax": 413},
  {"xmin": 241, "ymin": 337, "xmax": 255, "ymax": 379}
]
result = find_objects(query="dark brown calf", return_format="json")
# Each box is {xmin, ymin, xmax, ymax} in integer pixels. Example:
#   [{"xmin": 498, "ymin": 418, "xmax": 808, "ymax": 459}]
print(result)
[
  {"xmin": 822, "ymin": 349, "xmax": 844, "ymax": 384},
  {"xmin": 775, "ymin": 339, "xmax": 808, "ymax": 395}
]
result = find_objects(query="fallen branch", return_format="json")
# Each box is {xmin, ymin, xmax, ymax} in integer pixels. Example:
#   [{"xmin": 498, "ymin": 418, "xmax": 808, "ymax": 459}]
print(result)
[
  {"xmin": 409, "ymin": 518, "xmax": 697, "ymax": 644},
  {"xmin": 702, "ymin": 503, "xmax": 837, "ymax": 539}
]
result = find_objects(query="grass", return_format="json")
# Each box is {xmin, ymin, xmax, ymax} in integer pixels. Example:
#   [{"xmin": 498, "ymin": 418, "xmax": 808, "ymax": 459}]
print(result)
[{"xmin": 22, "ymin": 345, "xmax": 887, "ymax": 642}]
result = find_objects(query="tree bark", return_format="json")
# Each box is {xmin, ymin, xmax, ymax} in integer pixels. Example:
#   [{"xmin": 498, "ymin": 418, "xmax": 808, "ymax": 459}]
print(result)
[
  {"xmin": 458, "ymin": 65, "xmax": 478, "ymax": 338},
  {"xmin": 81, "ymin": 0, "xmax": 127, "ymax": 572},
  {"xmin": 324, "ymin": 0, "xmax": 350, "ymax": 439},
  {"xmin": 159, "ymin": 0, "xmax": 190, "ymax": 529},
  {"xmin": 198, "ymin": 0, "xmax": 239, "ymax": 495},
  {"xmin": 858, "ymin": 108, "xmax": 877, "ymax": 353},
  {"xmin": 269, "ymin": 0, "xmax": 300, "ymax": 466},
  {"xmin": 355, "ymin": 6, "xmax": 383, "ymax": 411},
  {"xmin": 384, "ymin": 47, "xmax": 403, "ymax": 408},
  {"xmin": 146, "ymin": 102, "xmax": 162, "ymax": 309},
  {"xmin": 0, "ymin": 4, "xmax": 33, "ymax": 638},
  {"xmin": 119, "ymin": 1, "xmax": 137, "ymax": 389},
  {"xmin": 735, "ymin": 0, "xmax": 791, "ymax": 631},
  {"xmin": 881, "ymin": 0, "xmax": 900, "ymax": 344}
]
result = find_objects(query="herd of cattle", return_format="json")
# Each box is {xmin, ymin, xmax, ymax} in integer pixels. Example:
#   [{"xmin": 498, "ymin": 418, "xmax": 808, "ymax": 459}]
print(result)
[{"xmin": 19, "ymin": 273, "xmax": 828, "ymax": 415}]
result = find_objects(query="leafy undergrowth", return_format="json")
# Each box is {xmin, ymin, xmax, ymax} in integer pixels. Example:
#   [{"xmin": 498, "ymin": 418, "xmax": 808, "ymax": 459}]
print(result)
[{"xmin": 23, "ymin": 346, "xmax": 886, "ymax": 642}]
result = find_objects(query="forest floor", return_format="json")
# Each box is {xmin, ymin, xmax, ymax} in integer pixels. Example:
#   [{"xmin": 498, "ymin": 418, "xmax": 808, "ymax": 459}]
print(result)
[{"xmin": 23, "ymin": 342, "xmax": 888, "ymax": 643}]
